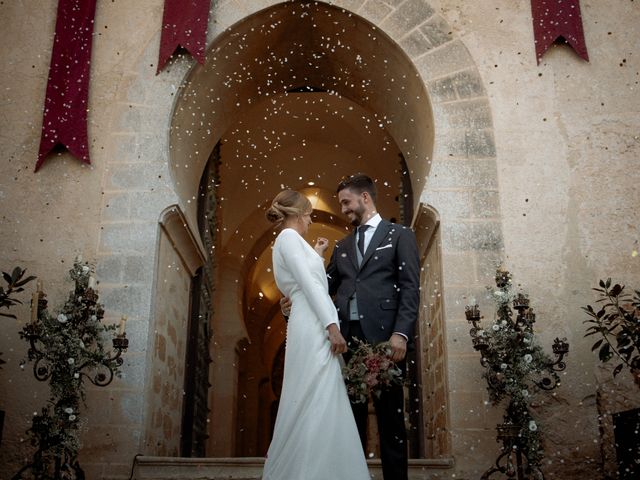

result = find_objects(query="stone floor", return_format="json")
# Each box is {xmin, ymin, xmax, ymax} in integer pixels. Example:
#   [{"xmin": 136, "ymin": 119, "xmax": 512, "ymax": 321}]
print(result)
[{"xmin": 132, "ymin": 456, "xmax": 456, "ymax": 480}]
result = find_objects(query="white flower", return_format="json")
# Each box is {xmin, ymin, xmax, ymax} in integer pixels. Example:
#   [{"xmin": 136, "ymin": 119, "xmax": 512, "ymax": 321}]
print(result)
[
  {"xmin": 73, "ymin": 373, "xmax": 80, "ymax": 379},
  {"xmin": 57, "ymin": 314, "xmax": 68, "ymax": 323},
  {"xmin": 492, "ymin": 324, "xmax": 500, "ymax": 331},
  {"xmin": 82, "ymin": 266, "xmax": 90, "ymax": 273},
  {"xmin": 501, "ymin": 320, "xmax": 507, "ymax": 326},
  {"xmin": 524, "ymin": 354, "xmax": 533, "ymax": 363},
  {"xmin": 529, "ymin": 420, "xmax": 538, "ymax": 431},
  {"xmin": 69, "ymin": 415, "xmax": 76, "ymax": 421},
  {"xmin": 478, "ymin": 329, "xmax": 485, "ymax": 337},
  {"xmin": 522, "ymin": 389, "xmax": 529, "ymax": 397},
  {"xmin": 500, "ymin": 363, "xmax": 508, "ymax": 370},
  {"xmin": 64, "ymin": 407, "xmax": 74, "ymax": 414},
  {"xmin": 67, "ymin": 358, "xmax": 75, "ymax": 365},
  {"xmin": 90, "ymin": 315, "xmax": 97, "ymax": 321}
]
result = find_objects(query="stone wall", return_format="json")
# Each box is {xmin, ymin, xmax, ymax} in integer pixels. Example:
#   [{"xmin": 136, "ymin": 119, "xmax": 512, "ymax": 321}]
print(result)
[
  {"xmin": 0, "ymin": 1, "xmax": 638, "ymax": 479},
  {"xmin": 141, "ymin": 226, "xmax": 191, "ymax": 456}
]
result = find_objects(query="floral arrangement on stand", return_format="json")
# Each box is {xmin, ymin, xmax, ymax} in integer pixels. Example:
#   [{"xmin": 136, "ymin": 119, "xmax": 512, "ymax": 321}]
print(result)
[
  {"xmin": 466, "ymin": 268, "xmax": 569, "ymax": 480},
  {"xmin": 583, "ymin": 278, "xmax": 640, "ymax": 388},
  {"xmin": 342, "ymin": 339, "xmax": 404, "ymax": 404},
  {"xmin": 13, "ymin": 260, "xmax": 128, "ymax": 480}
]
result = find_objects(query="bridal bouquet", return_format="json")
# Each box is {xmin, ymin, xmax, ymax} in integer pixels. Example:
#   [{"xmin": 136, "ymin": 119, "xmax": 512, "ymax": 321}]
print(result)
[{"xmin": 343, "ymin": 339, "xmax": 404, "ymax": 404}]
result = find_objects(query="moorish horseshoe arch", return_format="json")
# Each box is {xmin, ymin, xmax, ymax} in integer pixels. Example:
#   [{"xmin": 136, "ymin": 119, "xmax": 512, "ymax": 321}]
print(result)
[{"xmin": 104, "ymin": 0, "xmax": 502, "ymax": 464}]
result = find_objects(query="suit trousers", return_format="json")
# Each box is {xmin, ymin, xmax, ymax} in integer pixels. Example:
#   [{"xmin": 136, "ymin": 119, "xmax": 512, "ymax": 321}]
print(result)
[{"xmin": 345, "ymin": 320, "xmax": 409, "ymax": 480}]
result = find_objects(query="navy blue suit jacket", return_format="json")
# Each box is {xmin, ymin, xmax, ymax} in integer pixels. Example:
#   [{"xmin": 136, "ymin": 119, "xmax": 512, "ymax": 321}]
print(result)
[{"xmin": 326, "ymin": 219, "xmax": 420, "ymax": 344}]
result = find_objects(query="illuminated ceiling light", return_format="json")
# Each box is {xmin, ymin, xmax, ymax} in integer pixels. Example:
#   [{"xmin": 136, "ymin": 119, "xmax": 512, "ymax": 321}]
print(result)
[{"xmin": 307, "ymin": 181, "xmax": 315, "ymax": 186}]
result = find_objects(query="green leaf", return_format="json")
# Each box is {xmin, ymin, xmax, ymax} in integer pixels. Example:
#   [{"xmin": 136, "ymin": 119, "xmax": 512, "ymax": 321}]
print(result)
[
  {"xmin": 610, "ymin": 284, "xmax": 624, "ymax": 297},
  {"xmin": 591, "ymin": 339, "xmax": 604, "ymax": 351},
  {"xmin": 0, "ymin": 312, "xmax": 17, "ymax": 319},
  {"xmin": 605, "ymin": 278, "xmax": 611, "ymax": 289},
  {"xmin": 15, "ymin": 275, "xmax": 37, "ymax": 287},
  {"xmin": 2, "ymin": 272, "xmax": 12, "ymax": 284},
  {"xmin": 599, "ymin": 343, "xmax": 612, "ymax": 362},
  {"xmin": 613, "ymin": 363, "xmax": 624, "ymax": 377}
]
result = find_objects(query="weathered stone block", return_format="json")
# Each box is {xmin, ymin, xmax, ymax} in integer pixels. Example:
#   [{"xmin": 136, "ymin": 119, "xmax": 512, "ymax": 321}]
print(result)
[
  {"xmin": 107, "ymin": 162, "xmax": 170, "ymax": 191},
  {"xmin": 96, "ymin": 254, "xmax": 125, "ymax": 284},
  {"xmin": 428, "ymin": 69, "xmax": 486, "ymax": 102},
  {"xmin": 99, "ymin": 222, "xmax": 158, "ymax": 255},
  {"xmin": 419, "ymin": 14, "xmax": 452, "ymax": 50},
  {"xmin": 426, "ymin": 159, "xmax": 498, "ymax": 189},
  {"xmin": 399, "ymin": 30, "xmax": 431, "ymax": 58},
  {"xmin": 360, "ymin": 0, "xmax": 393, "ymax": 24},
  {"xmin": 123, "ymin": 254, "xmax": 155, "ymax": 285},
  {"xmin": 130, "ymin": 191, "xmax": 171, "ymax": 222},
  {"xmin": 101, "ymin": 192, "xmax": 132, "ymax": 221},
  {"xmin": 416, "ymin": 40, "xmax": 474, "ymax": 81},
  {"xmin": 334, "ymin": 0, "xmax": 366, "ymax": 12},
  {"xmin": 471, "ymin": 189, "xmax": 501, "ymax": 218},
  {"xmin": 441, "ymin": 220, "xmax": 503, "ymax": 251},
  {"xmin": 381, "ymin": 0, "xmax": 435, "ymax": 40},
  {"xmin": 100, "ymin": 283, "xmax": 153, "ymax": 318},
  {"xmin": 434, "ymin": 98, "xmax": 493, "ymax": 130},
  {"xmin": 422, "ymin": 189, "xmax": 472, "ymax": 219},
  {"xmin": 438, "ymin": 128, "xmax": 496, "ymax": 158},
  {"xmin": 442, "ymin": 252, "xmax": 478, "ymax": 286}
]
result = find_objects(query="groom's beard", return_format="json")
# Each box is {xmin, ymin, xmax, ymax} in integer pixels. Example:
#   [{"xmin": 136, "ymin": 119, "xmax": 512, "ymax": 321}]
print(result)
[{"xmin": 348, "ymin": 200, "xmax": 366, "ymax": 226}]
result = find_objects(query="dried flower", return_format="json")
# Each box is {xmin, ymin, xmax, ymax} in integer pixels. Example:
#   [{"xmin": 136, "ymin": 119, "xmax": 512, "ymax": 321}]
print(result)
[{"xmin": 343, "ymin": 339, "xmax": 403, "ymax": 404}]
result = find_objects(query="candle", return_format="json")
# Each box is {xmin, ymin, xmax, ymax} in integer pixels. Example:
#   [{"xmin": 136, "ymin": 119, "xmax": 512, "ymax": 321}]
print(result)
[
  {"xmin": 118, "ymin": 316, "xmax": 127, "ymax": 336},
  {"xmin": 30, "ymin": 281, "xmax": 43, "ymax": 325},
  {"xmin": 31, "ymin": 291, "xmax": 39, "ymax": 324}
]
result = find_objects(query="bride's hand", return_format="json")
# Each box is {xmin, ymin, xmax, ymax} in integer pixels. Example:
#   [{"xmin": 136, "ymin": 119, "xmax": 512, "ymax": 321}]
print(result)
[
  {"xmin": 314, "ymin": 237, "xmax": 329, "ymax": 256},
  {"xmin": 327, "ymin": 324, "xmax": 347, "ymax": 355}
]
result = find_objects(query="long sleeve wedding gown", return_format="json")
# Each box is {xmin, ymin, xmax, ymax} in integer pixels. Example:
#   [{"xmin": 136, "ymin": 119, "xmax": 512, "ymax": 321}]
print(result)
[{"xmin": 262, "ymin": 228, "xmax": 370, "ymax": 480}]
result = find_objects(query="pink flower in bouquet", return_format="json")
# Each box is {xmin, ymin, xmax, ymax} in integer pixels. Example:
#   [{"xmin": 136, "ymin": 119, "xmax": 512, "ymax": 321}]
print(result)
[
  {"xmin": 365, "ymin": 355, "xmax": 381, "ymax": 373},
  {"xmin": 365, "ymin": 372, "xmax": 378, "ymax": 387}
]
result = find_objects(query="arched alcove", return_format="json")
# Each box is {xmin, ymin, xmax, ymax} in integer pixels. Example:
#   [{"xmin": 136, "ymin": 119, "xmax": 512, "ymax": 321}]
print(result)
[{"xmin": 153, "ymin": 0, "xmax": 502, "ymax": 470}]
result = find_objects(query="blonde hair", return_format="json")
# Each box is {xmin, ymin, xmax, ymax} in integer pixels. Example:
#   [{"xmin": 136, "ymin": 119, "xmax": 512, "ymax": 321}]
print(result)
[{"xmin": 266, "ymin": 190, "xmax": 312, "ymax": 224}]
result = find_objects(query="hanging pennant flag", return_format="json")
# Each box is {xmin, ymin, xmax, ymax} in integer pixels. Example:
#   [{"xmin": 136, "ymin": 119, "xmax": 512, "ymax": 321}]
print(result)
[
  {"xmin": 531, "ymin": 0, "xmax": 589, "ymax": 64},
  {"xmin": 36, "ymin": 0, "xmax": 97, "ymax": 172},
  {"xmin": 157, "ymin": 0, "xmax": 211, "ymax": 73}
]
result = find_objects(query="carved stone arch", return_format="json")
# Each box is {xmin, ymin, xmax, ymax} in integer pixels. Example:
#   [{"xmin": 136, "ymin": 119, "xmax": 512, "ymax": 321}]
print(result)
[{"xmin": 108, "ymin": 0, "xmax": 502, "ymax": 468}]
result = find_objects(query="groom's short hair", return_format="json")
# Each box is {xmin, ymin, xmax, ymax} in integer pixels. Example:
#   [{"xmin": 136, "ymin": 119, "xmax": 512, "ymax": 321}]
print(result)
[{"xmin": 337, "ymin": 174, "xmax": 377, "ymax": 202}]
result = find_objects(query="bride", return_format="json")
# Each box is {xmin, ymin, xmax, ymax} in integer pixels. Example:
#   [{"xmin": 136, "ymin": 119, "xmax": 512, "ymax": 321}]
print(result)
[{"xmin": 262, "ymin": 189, "xmax": 370, "ymax": 480}]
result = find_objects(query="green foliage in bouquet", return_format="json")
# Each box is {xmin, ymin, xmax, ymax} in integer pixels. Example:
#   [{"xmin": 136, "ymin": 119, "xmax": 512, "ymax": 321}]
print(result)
[
  {"xmin": 583, "ymin": 279, "xmax": 640, "ymax": 388},
  {"xmin": 342, "ymin": 339, "xmax": 404, "ymax": 404}
]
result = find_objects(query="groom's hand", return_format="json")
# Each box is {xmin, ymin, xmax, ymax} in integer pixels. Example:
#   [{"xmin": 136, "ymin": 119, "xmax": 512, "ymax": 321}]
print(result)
[
  {"xmin": 280, "ymin": 296, "xmax": 292, "ymax": 317},
  {"xmin": 389, "ymin": 333, "xmax": 407, "ymax": 362}
]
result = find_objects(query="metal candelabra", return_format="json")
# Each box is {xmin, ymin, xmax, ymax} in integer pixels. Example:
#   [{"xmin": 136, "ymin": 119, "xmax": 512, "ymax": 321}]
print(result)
[
  {"xmin": 13, "ymin": 272, "xmax": 128, "ymax": 480},
  {"xmin": 465, "ymin": 270, "xmax": 569, "ymax": 480}
]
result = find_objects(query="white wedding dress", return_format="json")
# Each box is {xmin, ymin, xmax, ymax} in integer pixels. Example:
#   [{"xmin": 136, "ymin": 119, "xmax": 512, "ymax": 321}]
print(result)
[{"xmin": 262, "ymin": 228, "xmax": 370, "ymax": 480}]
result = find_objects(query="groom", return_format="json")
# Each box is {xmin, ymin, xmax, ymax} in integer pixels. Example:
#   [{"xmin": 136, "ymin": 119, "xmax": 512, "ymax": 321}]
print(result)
[{"xmin": 327, "ymin": 174, "xmax": 420, "ymax": 480}]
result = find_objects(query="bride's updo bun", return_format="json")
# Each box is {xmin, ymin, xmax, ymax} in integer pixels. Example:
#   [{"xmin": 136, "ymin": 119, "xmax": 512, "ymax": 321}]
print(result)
[{"xmin": 266, "ymin": 190, "xmax": 312, "ymax": 224}]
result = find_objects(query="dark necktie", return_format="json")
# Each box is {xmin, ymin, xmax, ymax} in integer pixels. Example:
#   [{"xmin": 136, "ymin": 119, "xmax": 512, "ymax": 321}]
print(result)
[{"xmin": 357, "ymin": 224, "xmax": 370, "ymax": 256}]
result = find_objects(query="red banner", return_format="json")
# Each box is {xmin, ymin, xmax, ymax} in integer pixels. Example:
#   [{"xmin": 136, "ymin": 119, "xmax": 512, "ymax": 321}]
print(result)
[
  {"xmin": 36, "ymin": 0, "xmax": 97, "ymax": 172},
  {"xmin": 531, "ymin": 0, "xmax": 589, "ymax": 64},
  {"xmin": 157, "ymin": 0, "xmax": 211, "ymax": 73}
]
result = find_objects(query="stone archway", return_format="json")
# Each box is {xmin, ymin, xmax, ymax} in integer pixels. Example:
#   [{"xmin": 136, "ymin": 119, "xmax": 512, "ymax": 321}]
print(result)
[{"xmin": 148, "ymin": 0, "xmax": 502, "ymax": 471}]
